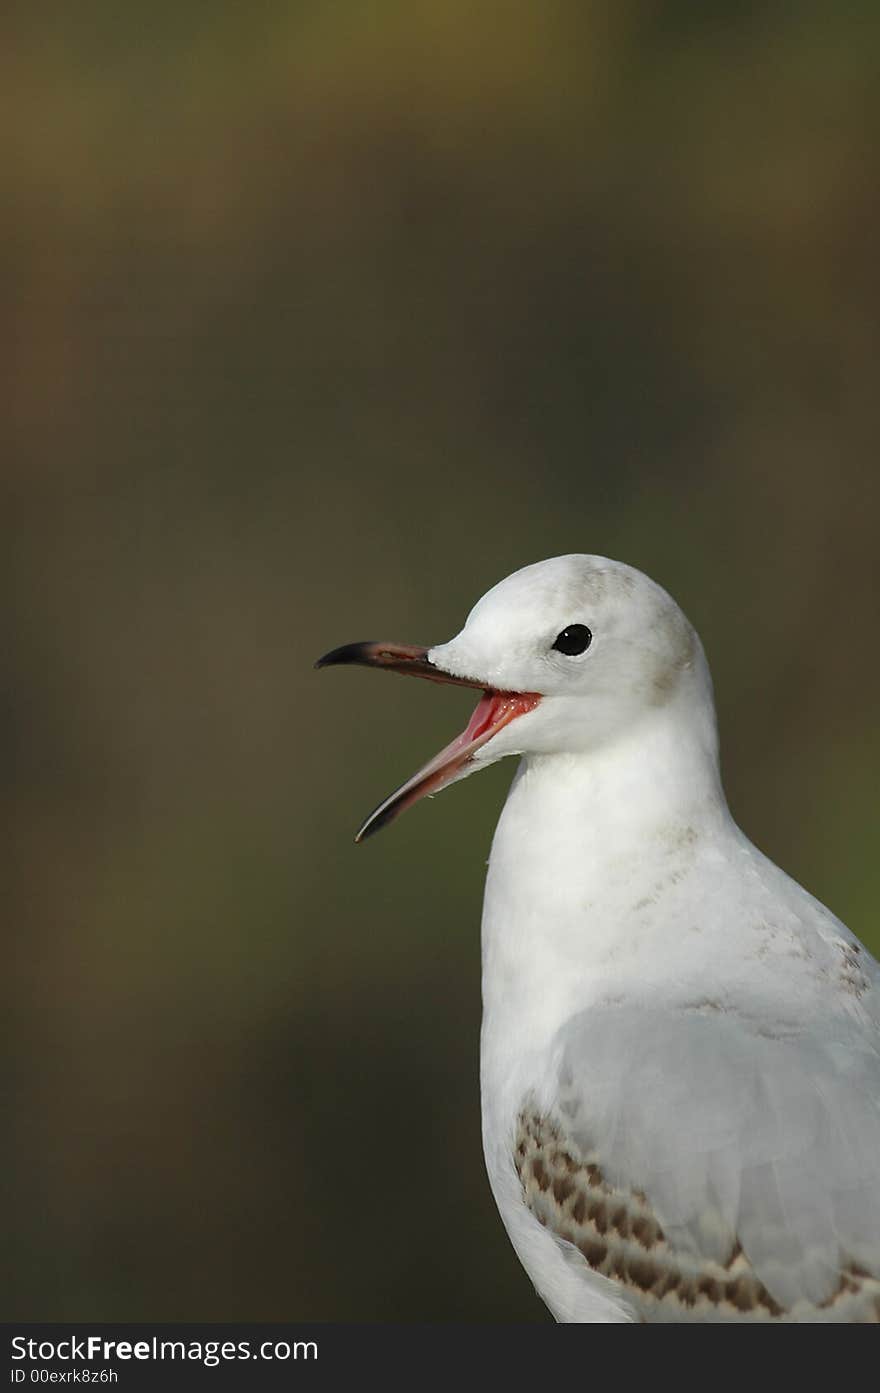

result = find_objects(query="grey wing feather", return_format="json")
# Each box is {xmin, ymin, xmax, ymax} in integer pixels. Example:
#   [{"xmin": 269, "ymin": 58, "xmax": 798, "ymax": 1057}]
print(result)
[{"xmin": 551, "ymin": 998, "xmax": 880, "ymax": 1310}]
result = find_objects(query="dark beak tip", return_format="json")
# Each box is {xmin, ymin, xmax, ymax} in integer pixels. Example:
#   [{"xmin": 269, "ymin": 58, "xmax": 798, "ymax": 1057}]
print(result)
[{"xmin": 315, "ymin": 644, "xmax": 358, "ymax": 670}]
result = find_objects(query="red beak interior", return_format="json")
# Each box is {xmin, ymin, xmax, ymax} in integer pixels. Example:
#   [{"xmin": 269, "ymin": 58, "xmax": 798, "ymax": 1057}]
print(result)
[{"xmin": 315, "ymin": 641, "xmax": 541, "ymax": 840}]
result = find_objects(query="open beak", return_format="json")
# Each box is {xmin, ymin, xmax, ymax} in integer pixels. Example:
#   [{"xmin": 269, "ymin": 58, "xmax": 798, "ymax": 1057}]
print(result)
[{"xmin": 315, "ymin": 640, "xmax": 541, "ymax": 841}]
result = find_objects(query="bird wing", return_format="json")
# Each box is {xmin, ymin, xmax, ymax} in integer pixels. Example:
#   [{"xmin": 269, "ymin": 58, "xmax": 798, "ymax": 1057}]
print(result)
[{"xmin": 516, "ymin": 1001, "xmax": 880, "ymax": 1320}]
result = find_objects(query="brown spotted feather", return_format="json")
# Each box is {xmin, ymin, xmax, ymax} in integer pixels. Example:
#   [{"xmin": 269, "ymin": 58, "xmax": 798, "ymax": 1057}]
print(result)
[{"xmin": 515, "ymin": 1111, "xmax": 880, "ymax": 1323}]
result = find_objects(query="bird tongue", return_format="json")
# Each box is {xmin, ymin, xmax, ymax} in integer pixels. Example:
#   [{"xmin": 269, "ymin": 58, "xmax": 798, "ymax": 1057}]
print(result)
[
  {"xmin": 462, "ymin": 690, "xmax": 522, "ymax": 743},
  {"xmin": 355, "ymin": 689, "xmax": 540, "ymax": 841}
]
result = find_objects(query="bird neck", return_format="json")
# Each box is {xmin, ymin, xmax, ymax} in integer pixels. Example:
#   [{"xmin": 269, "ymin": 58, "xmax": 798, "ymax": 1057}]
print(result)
[
  {"xmin": 480, "ymin": 678, "xmax": 732, "ymax": 1067},
  {"xmin": 509, "ymin": 677, "xmax": 725, "ymax": 850}
]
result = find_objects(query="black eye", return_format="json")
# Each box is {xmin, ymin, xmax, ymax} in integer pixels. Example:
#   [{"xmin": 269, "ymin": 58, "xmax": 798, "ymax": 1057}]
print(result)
[{"xmin": 552, "ymin": 624, "xmax": 592, "ymax": 656}]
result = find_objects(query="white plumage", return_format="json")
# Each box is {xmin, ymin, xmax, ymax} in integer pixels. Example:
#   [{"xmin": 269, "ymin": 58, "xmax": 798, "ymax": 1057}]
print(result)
[{"xmin": 325, "ymin": 554, "xmax": 880, "ymax": 1321}]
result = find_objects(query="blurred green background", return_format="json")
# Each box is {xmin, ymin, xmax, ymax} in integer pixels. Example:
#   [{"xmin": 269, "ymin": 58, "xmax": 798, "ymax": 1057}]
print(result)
[{"xmin": 6, "ymin": 2, "xmax": 879, "ymax": 1321}]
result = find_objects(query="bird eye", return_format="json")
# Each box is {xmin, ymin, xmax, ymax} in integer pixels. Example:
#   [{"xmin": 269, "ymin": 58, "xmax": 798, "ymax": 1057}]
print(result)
[{"xmin": 552, "ymin": 624, "xmax": 592, "ymax": 656}]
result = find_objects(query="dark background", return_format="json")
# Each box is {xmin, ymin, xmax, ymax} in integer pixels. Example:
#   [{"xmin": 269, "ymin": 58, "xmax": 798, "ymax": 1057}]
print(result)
[{"xmin": 6, "ymin": 3, "xmax": 879, "ymax": 1320}]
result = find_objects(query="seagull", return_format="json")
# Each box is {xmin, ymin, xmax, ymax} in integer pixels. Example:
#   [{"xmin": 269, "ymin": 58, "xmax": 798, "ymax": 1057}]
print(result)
[{"xmin": 317, "ymin": 554, "xmax": 880, "ymax": 1322}]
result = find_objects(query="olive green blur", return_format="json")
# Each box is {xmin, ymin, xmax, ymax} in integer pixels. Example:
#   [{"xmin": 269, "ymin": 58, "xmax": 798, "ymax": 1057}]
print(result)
[{"xmin": 7, "ymin": 3, "xmax": 879, "ymax": 1321}]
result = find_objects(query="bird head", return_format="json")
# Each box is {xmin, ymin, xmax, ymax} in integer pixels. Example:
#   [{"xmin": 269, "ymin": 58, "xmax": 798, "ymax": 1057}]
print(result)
[{"xmin": 317, "ymin": 555, "xmax": 704, "ymax": 840}]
